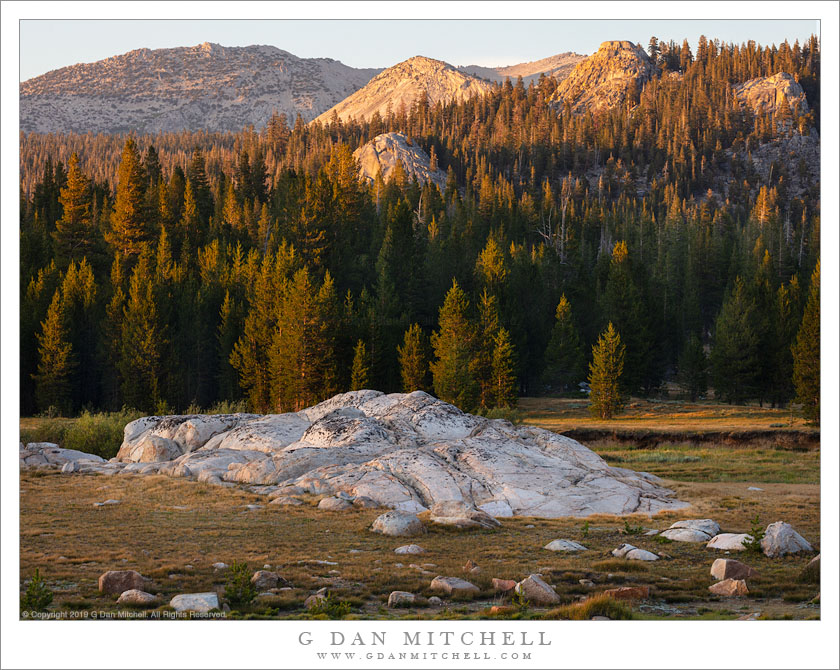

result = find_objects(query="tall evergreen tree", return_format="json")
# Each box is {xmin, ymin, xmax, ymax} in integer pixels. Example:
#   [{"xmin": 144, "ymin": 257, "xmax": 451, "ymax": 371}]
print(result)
[
  {"xmin": 542, "ymin": 294, "xmax": 585, "ymax": 393},
  {"xmin": 491, "ymin": 327, "xmax": 518, "ymax": 408},
  {"xmin": 677, "ymin": 333, "xmax": 708, "ymax": 401},
  {"xmin": 792, "ymin": 261, "xmax": 820, "ymax": 423},
  {"xmin": 397, "ymin": 323, "xmax": 430, "ymax": 393},
  {"xmin": 33, "ymin": 290, "xmax": 75, "ymax": 415},
  {"xmin": 710, "ymin": 277, "xmax": 763, "ymax": 404},
  {"xmin": 430, "ymin": 280, "xmax": 478, "ymax": 410},
  {"xmin": 588, "ymin": 322, "xmax": 625, "ymax": 419},
  {"xmin": 350, "ymin": 340, "xmax": 371, "ymax": 391},
  {"xmin": 53, "ymin": 153, "xmax": 95, "ymax": 265},
  {"xmin": 107, "ymin": 138, "xmax": 150, "ymax": 260}
]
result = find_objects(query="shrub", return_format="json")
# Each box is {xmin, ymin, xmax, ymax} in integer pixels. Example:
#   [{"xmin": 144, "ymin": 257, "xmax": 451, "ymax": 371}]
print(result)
[
  {"xmin": 742, "ymin": 515, "xmax": 765, "ymax": 554},
  {"xmin": 543, "ymin": 594, "xmax": 633, "ymax": 620},
  {"xmin": 224, "ymin": 561, "xmax": 257, "ymax": 608},
  {"xmin": 21, "ymin": 569, "xmax": 53, "ymax": 613},
  {"xmin": 581, "ymin": 520, "xmax": 590, "ymax": 539},
  {"xmin": 623, "ymin": 520, "xmax": 644, "ymax": 535},
  {"xmin": 62, "ymin": 409, "xmax": 144, "ymax": 459},
  {"xmin": 482, "ymin": 407, "xmax": 522, "ymax": 424},
  {"xmin": 307, "ymin": 591, "xmax": 352, "ymax": 619}
]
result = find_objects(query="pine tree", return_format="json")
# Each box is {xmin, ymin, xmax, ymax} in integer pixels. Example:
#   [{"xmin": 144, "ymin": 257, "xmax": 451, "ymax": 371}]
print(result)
[
  {"xmin": 350, "ymin": 339, "xmax": 371, "ymax": 391},
  {"xmin": 792, "ymin": 261, "xmax": 819, "ymax": 423},
  {"xmin": 118, "ymin": 251, "xmax": 165, "ymax": 412},
  {"xmin": 430, "ymin": 280, "xmax": 478, "ymax": 410},
  {"xmin": 107, "ymin": 138, "xmax": 150, "ymax": 259},
  {"xmin": 491, "ymin": 327, "xmax": 518, "ymax": 408},
  {"xmin": 33, "ymin": 290, "xmax": 75, "ymax": 415},
  {"xmin": 474, "ymin": 288, "xmax": 501, "ymax": 409},
  {"xmin": 542, "ymin": 294, "xmax": 585, "ymax": 393},
  {"xmin": 588, "ymin": 322, "xmax": 625, "ymax": 419},
  {"xmin": 397, "ymin": 323, "xmax": 430, "ymax": 393},
  {"xmin": 53, "ymin": 153, "xmax": 94, "ymax": 265},
  {"xmin": 710, "ymin": 277, "xmax": 763, "ymax": 404},
  {"xmin": 677, "ymin": 333, "xmax": 708, "ymax": 401}
]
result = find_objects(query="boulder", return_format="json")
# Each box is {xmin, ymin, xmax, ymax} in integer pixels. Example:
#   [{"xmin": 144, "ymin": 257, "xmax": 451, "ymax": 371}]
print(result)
[
  {"xmin": 387, "ymin": 591, "xmax": 416, "ymax": 607},
  {"xmin": 109, "ymin": 391, "xmax": 687, "ymax": 517},
  {"xmin": 760, "ymin": 521, "xmax": 813, "ymax": 557},
  {"xmin": 371, "ymin": 511, "xmax": 425, "ymax": 537},
  {"xmin": 544, "ymin": 539, "xmax": 587, "ymax": 552},
  {"xmin": 515, "ymin": 574, "xmax": 561, "ymax": 606},
  {"xmin": 625, "ymin": 549, "xmax": 659, "ymax": 561},
  {"xmin": 394, "ymin": 544, "xmax": 425, "ymax": 555},
  {"xmin": 708, "ymin": 579, "xmax": 749, "ymax": 597},
  {"xmin": 799, "ymin": 554, "xmax": 820, "ymax": 583},
  {"xmin": 98, "ymin": 570, "xmax": 149, "ymax": 595},
  {"xmin": 710, "ymin": 559, "xmax": 757, "ymax": 581},
  {"xmin": 601, "ymin": 586, "xmax": 649, "ymax": 601},
  {"xmin": 430, "ymin": 576, "xmax": 480, "ymax": 597},
  {"xmin": 170, "ymin": 592, "xmax": 220, "ymax": 612},
  {"xmin": 666, "ymin": 519, "xmax": 721, "ymax": 536},
  {"xmin": 660, "ymin": 519, "xmax": 720, "ymax": 542},
  {"xmin": 492, "ymin": 578, "xmax": 517, "ymax": 593},
  {"xmin": 427, "ymin": 596, "xmax": 443, "ymax": 607},
  {"xmin": 428, "ymin": 502, "xmax": 501, "ymax": 530},
  {"xmin": 707, "ymin": 533, "xmax": 753, "ymax": 551},
  {"xmin": 318, "ymin": 497, "xmax": 353, "ymax": 511},
  {"xmin": 116, "ymin": 589, "xmax": 158, "ymax": 607},
  {"xmin": 251, "ymin": 570, "xmax": 285, "ymax": 590},
  {"xmin": 463, "ymin": 559, "xmax": 480, "ymax": 573},
  {"xmin": 212, "ymin": 562, "xmax": 228, "ymax": 571}
]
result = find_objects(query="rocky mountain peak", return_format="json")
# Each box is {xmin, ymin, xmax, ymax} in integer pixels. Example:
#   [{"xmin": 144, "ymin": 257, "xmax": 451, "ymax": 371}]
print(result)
[
  {"xmin": 549, "ymin": 39, "xmax": 653, "ymax": 113},
  {"xmin": 20, "ymin": 43, "xmax": 381, "ymax": 134},
  {"xmin": 313, "ymin": 55, "xmax": 494, "ymax": 124},
  {"xmin": 458, "ymin": 52, "xmax": 586, "ymax": 85}
]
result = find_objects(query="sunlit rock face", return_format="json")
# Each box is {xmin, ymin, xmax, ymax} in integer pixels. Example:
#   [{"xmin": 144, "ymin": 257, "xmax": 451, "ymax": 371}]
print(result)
[
  {"xmin": 354, "ymin": 132, "xmax": 446, "ymax": 189},
  {"xmin": 104, "ymin": 390, "xmax": 688, "ymax": 518}
]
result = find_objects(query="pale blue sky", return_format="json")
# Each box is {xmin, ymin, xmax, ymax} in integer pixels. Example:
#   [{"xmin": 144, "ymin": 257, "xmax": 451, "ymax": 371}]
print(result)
[{"xmin": 20, "ymin": 19, "xmax": 819, "ymax": 81}]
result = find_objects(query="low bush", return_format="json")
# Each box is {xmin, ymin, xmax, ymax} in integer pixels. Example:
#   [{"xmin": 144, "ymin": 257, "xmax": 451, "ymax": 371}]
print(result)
[
  {"xmin": 20, "ymin": 409, "xmax": 144, "ymax": 459},
  {"xmin": 21, "ymin": 569, "xmax": 53, "ymax": 613},
  {"xmin": 543, "ymin": 594, "xmax": 633, "ymax": 620},
  {"xmin": 224, "ymin": 561, "xmax": 257, "ymax": 608}
]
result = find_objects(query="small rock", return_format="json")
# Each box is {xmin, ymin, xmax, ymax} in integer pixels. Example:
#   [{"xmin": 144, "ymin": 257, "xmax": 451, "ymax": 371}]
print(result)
[
  {"xmin": 579, "ymin": 579, "xmax": 595, "ymax": 587},
  {"xmin": 544, "ymin": 539, "xmax": 587, "ymax": 552},
  {"xmin": 707, "ymin": 533, "xmax": 753, "ymax": 551},
  {"xmin": 524, "ymin": 524, "xmax": 535, "ymax": 529},
  {"xmin": 99, "ymin": 570, "xmax": 149, "ymax": 595},
  {"xmin": 626, "ymin": 549, "xmax": 659, "ymax": 561},
  {"xmin": 371, "ymin": 511, "xmax": 426, "ymax": 537},
  {"xmin": 430, "ymin": 576, "xmax": 480, "ymax": 597},
  {"xmin": 489, "ymin": 605, "xmax": 515, "ymax": 615},
  {"xmin": 387, "ymin": 591, "xmax": 416, "ymax": 607},
  {"xmin": 116, "ymin": 589, "xmax": 158, "ymax": 607},
  {"xmin": 394, "ymin": 544, "xmax": 425, "ymax": 555},
  {"xmin": 747, "ymin": 486, "xmax": 763, "ymax": 491},
  {"xmin": 463, "ymin": 559, "xmax": 479, "ymax": 573},
  {"xmin": 591, "ymin": 616, "xmax": 611, "ymax": 620},
  {"xmin": 212, "ymin": 562, "xmax": 228, "ymax": 571},
  {"xmin": 263, "ymin": 564, "xmax": 271, "ymax": 570},
  {"xmin": 737, "ymin": 612, "xmax": 760, "ymax": 620},
  {"xmin": 492, "ymin": 578, "xmax": 517, "ymax": 593},
  {"xmin": 245, "ymin": 504, "xmax": 264, "ymax": 511},
  {"xmin": 515, "ymin": 574, "xmax": 561, "ymax": 605},
  {"xmin": 427, "ymin": 596, "xmax": 442, "ymax": 607},
  {"xmin": 665, "ymin": 519, "xmax": 720, "ymax": 538},
  {"xmin": 393, "ymin": 563, "xmax": 404, "ymax": 568},
  {"xmin": 601, "ymin": 586, "xmax": 649, "ymax": 601},
  {"xmin": 170, "ymin": 592, "xmax": 220, "ymax": 612},
  {"xmin": 611, "ymin": 543, "xmax": 636, "ymax": 558},
  {"xmin": 710, "ymin": 558, "xmax": 757, "ymax": 581},
  {"xmin": 760, "ymin": 521, "xmax": 813, "ymax": 557},
  {"xmin": 318, "ymin": 496, "xmax": 353, "ymax": 511},
  {"xmin": 644, "ymin": 529, "xmax": 660, "ymax": 536},
  {"xmin": 428, "ymin": 502, "xmax": 501, "ymax": 530},
  {"xmin": 799, "ymin": 554, "xmax": 820, "ymax": 583},
  {"xmin": 708, "ymin": 578, "xmax": 749, "ymax": 596},
  {"xmin": 660, "ymin": 528, "xmax": 714, "ymax": 543}
]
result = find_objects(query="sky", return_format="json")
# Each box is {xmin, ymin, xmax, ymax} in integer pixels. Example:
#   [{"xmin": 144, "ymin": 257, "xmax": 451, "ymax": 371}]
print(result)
[{"xmin": 19, "ymin": 19, "xmax": 820, "ymax": 81}]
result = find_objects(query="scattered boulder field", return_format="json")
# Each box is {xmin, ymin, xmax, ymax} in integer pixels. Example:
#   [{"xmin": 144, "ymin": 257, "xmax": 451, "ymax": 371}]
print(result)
[{"xmin": 20, "ymin": 390, "xmax": 688, "ymax": 519}]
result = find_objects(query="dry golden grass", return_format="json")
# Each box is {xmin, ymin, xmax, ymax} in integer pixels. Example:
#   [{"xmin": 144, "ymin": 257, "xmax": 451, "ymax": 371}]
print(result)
[{"xmin": 19, "ymin": 469, "xmax": 820, "ymax": 620}]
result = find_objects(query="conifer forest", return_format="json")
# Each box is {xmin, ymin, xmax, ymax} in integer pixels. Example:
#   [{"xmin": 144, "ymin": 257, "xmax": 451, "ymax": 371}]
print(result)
[{"xmin": 19, "ymin": 36, "xmax": 821, "ymax": 422}]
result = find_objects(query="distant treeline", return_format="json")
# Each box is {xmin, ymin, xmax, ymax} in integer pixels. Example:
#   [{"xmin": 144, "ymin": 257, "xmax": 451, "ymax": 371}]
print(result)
[{"xmin": 20, "ymin": 35, "xmax": 820, "ymax": 422}]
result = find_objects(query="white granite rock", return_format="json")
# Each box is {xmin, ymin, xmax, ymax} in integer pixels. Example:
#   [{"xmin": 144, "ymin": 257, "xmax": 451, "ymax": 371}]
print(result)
[
  {"xmin": 760, "ymin": 521, "xmax": 813, "ymax": 557},
  {"xmin": 430, "ymin": 576, "xmax": 480, "ymax": 597},
  {"xmin": 170, "ymin": 592, "xmax": 219, "ymax": 612},
  {"xmin": 544, "ymin": 539, "xmax": 587, "ymax": 552},
  {"xmin": 707, "ymin": 533, "xmax": 754, "ymax": 551},
  {"xmin": 394, "ymin": 544, "xmax": 426, "ymax": 555},
  {"xmin": 515, "ymin": 574, "xmax": 561, "ymax": 605},
  {"xmin": 371, "ymin": 511, "xmax": 426, "ymax": 537}
]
